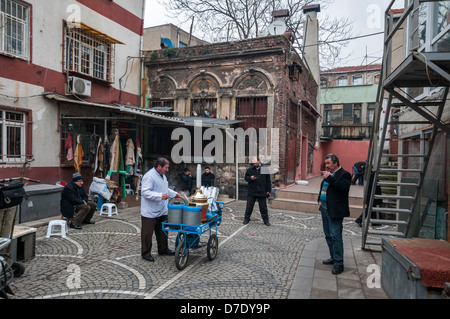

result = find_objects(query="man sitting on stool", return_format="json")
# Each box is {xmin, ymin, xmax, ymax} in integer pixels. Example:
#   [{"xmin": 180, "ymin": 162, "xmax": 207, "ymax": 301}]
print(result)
[{"xmin": 60, "ymin": 173, "xmax": 96, "ymax": 229}]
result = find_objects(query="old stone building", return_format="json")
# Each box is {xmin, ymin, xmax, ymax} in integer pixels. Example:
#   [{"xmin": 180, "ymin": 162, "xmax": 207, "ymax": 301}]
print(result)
[{"xmin": 143, "ymin": 35, "xmax": 319, "ymax": 197}]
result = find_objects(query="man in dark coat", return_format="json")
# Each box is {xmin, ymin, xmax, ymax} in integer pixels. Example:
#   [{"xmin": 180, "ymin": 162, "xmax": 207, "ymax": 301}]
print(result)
[
  {"xmin": 352, "ymin": 160, "xmax": 366, "ymax": 185},
  {"xmin": 180, "ymin": 168, "xmax": 195, "ymax": 196},
  {"xmin": 318, "ymin": 154, "xmax": 351, "ymax": 275},
  {"xmin": 201, "ymin": 167, "xmax": 215, "ymax": 187},
  {"xmin": 243, "ymin": 157, "xmax": 271, "ymax": 226},
  {"xmin": 60, "ymin": 173, "xmax": 96, "ymax": 229}
]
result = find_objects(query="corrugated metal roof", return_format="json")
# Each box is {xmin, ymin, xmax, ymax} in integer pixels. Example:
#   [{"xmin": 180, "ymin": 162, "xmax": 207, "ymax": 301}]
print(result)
[{"xmin": 43, "ymin": 93, "xmax": 184, "ymax": 124}]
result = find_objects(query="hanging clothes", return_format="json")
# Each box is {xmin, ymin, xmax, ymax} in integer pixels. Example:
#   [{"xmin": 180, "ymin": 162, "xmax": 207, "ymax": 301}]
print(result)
[
  {"xmin": 103, "ymin": 138, "xmax": 110, "ymax": 174},
  {"xmin": 96, "ymin": 137, "xmax": 103, "ymax": 174},
  {"xmin": 65, "ymin": 132, "xmax": 74, "ymax": 161},
  {"xmin": 110, "ymin": 131, "xmax": 120, "ymax": 171},
  {"xmin": 74, "ymin": 134, "xmax": 84, "ymax": 173},
  {"xmin": 125, "ymin": 138, "xmax": 135, "ymax": 175},
  {"xmin": 89, "ymin": 133, "xmax": 98, "ymax": 171},
  {"xmin": 134, "ymin": 136, "xmax": 142, "ymax": 187}
]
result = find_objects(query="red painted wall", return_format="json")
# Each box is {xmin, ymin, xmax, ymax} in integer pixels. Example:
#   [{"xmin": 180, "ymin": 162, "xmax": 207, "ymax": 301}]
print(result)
[{"xmin": 312, "ymin": 140, "xmax": 370, "ymax": 176}]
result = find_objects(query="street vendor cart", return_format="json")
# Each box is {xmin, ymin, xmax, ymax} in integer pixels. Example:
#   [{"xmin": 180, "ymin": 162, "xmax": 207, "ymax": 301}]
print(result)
[{"xmin": 162, "ymin": 201, "xmax": 224, "ymax": 270}]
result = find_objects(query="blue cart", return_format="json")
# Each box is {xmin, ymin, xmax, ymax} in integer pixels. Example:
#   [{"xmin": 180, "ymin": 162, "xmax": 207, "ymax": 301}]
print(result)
[{"xmin": 162, "ymin": 202, "xmax": 224, "ymax": 270}]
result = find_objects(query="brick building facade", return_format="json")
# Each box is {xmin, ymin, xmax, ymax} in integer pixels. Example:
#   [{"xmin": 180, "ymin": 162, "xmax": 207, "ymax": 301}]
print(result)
[{"xmin": 143, "ymin": 35, "xmax": 319, "ymax": 196}]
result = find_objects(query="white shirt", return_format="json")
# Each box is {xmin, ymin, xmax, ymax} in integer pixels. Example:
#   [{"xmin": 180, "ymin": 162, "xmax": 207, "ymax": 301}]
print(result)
[{"xmin": 140, "ymin": 168, "xmax": 177, "ymax": 218}]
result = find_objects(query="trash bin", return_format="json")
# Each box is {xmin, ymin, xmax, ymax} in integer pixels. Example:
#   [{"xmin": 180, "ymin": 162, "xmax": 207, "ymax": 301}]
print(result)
[{"xmin": 19, "ymin": 184, "xmax": 64, "ymax": 223}]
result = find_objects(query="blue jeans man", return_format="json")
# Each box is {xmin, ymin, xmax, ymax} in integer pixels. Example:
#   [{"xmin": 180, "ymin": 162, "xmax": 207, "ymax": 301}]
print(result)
[{"xmin": 320, "ymin": 205, "xmax": 344, "ymax": 267}]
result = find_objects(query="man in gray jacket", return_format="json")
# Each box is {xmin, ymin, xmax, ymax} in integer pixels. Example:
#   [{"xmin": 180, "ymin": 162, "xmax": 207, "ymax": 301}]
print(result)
[{"xmin": 141, "ymin": 157, "xmax": 181, "ymax": 262}]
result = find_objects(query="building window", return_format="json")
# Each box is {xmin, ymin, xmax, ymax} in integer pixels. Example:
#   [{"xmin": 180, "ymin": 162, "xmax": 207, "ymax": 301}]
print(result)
[
  {"xmin": 64, "ymin": 25, "xmax": 116, "ymax": 82},
  {"xmin": 0, "ymin": 0, "xmax": 29, "ymax": 58},
  {"xmin": 367, "ymin": 103, "xmax": 376, "ymax": 124},
  {"xmin": 150, "ymin": 100, "xmax": 174, "ymax": 108},
  {"xmin": 320, "ymin": 78, "xmax": 327, "ymax": 88},
  {"xmin": 236, "ymin": 97, "xmax": 267, "ymax": 130},
  {"xmin": 0, "ymin": 110, "xmax": 25, "ymax": 162},
  {"xmin": 352, "ymin": 75, "xmax": 363, "ymax": 85},
  {"xmin": 353, "ymin": 104, "xmax": 362, "ymax": 124},
  {"xmin": 191, "ymin": 98, "xmax": 217, "ymax": 118},
  {"xmin": 337, "ymin": 76, "xmax": 348, "ymax": 86}
]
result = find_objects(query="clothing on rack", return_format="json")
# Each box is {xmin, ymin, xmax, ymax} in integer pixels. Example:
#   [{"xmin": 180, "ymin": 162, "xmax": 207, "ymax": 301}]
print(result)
[
  {"xmin": 65, "ymin": 132, "xmax": 74, "ymax": 161},
  {"xmin": 73, "ymin": 134, "xmax": 84, "ymax": 173},
  {"xmin": 125, "ymin": 138, "xmax": 135, "ymax": 175}
]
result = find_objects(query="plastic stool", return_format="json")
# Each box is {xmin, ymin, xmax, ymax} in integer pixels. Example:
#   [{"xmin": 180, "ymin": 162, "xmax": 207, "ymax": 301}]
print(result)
[
  {"xmin": 100, "ymin": 203, "xmax": 118, "ymax": 217},
  {"xmin": 46, "ymin": 220, "xmax": 68, "ymax": 238},
  {"xmin": 125, "ymin": 184, "xmax": 134, "ymax": 195}
]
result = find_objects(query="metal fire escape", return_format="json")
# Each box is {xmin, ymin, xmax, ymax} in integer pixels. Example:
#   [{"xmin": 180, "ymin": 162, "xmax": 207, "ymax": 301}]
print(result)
[{"xmin": 362, "ymin": 0, "xmax": 450, "ymax": 248}]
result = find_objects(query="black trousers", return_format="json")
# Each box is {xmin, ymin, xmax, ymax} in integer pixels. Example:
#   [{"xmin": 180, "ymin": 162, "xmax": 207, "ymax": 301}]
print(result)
[{"xmin": 244, "ymin": 196, "xmax": 269, "ymax": 222}]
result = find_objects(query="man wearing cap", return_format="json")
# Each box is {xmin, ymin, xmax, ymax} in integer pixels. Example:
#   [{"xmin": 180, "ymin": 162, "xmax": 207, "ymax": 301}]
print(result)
[{"xmin": 60, "ymin": 173, "xmax": 96, "ymax": 229}]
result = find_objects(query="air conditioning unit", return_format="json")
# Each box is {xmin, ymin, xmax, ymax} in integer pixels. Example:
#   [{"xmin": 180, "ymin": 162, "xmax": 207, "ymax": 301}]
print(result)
[{"xmin": 68, "ymin": 76, "xmax": 91, "ymax": 97}]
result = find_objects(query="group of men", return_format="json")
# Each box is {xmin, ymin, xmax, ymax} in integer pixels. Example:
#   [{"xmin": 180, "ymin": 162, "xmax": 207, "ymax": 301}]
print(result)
[
  {"xmin": 179, "ymin": 166, "xmax": 215, "ymax": 196},
  {"xmin": 60, "ymin": 153, "xmax": 357, "ymax": 275}
]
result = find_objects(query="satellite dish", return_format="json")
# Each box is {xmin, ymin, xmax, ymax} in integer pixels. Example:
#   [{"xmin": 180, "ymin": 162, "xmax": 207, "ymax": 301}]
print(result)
[{"xmin": 268, "ymin": 20, "xmax": 287, "ymax": 35}]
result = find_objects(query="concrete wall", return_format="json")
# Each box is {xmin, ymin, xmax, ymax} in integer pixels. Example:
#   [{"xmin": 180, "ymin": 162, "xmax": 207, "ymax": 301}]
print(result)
[
  {"xmin": 321, "ymin": 85, "xmax": 379, "ymax": 104},
  {"xmin": 0, "ymin": 0, "xmax": 144, "ymax": 182},
  {"xmin": 143, "ymin": 24, "xmax": 208, "ymax": 50}
]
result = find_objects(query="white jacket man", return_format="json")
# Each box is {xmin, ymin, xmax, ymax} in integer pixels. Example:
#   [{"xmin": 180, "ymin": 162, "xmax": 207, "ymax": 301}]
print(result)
[
  {"xmin": 140, "ymin": 158, "xmax": 180, "ymax": 262},
  {"xmin": 141, "ymin": 167, "xmax": 178, "ymax": 218}
]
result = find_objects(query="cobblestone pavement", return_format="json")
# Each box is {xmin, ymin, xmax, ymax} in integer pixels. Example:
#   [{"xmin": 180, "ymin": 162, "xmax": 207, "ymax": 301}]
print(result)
[{"xmin": 9, "ymin": 200, "xmax": 371, "ymax": 299}]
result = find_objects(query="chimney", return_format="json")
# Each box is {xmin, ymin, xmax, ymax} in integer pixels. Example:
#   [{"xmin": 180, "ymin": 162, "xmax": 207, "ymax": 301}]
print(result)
[
  {"xmin": 301, "ymin": 4, "xmax": 321, "ymax": 149},
  {"xmin": 301, "ymin": 4, "xmax": 320, "ymax": 84}
]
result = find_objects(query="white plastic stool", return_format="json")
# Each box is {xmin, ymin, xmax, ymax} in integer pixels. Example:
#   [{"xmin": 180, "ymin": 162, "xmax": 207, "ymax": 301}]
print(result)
[
  {"xmin": 100, "ymin": 203, "xmax": 118, "ymax": 217},
  {"xmin": 46, "ymin": 220, "xmax": 68, "ymax": 238},
  {"xmin": 125, "ymin": 184, "xmax": 134, "ymax": 195}
]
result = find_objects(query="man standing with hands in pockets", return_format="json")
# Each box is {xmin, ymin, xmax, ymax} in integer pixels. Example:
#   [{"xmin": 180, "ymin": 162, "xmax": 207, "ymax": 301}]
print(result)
[
  {"xmin": 141, "ymin": 157, "xmax": 181, "ymax": 262},
  {"xmin": 318, "ymin": 154, "xmax": 351, "ymax": 275}
]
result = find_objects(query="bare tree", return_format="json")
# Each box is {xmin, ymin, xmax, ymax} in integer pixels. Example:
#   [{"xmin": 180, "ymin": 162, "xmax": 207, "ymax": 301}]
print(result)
[{"xmin": 159, "ymin": 0, "xmax": 353, "ymax": 67}]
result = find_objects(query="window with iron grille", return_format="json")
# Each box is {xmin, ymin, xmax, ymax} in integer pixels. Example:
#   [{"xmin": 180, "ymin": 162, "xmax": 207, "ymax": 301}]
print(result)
[
  {"xmin": 236, "ymin": 97, "xmax": 267, "ymax": 130},
  {"xmin": 0, "ymin": 109, "xmax": 25, "ymax": 162},
  {"xmin": 0, "ymin": 0, "xmax": 29, "ymax": 58},
  {"xmin": 64, "ymin": 26, "xmax": 115, "ymax": 82}
]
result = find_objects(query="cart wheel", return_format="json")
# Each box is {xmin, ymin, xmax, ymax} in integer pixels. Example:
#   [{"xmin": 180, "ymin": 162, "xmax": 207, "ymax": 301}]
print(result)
[
  {"xmin": 175, "ymin": 239, "xmax": 189, "ymax": 270},
  {"xmin": 11, "ymin": 262, "xmax": 25, "ymax": 277},
  {"xmin": 207, "ymin": 233, "xmax": 218, "ymax": 261}
]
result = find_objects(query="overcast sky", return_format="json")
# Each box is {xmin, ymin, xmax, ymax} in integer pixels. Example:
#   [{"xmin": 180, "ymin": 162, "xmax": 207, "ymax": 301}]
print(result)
[{"xmin": 143, "ymin": 0, "xmax": 404, "ymax": 68}]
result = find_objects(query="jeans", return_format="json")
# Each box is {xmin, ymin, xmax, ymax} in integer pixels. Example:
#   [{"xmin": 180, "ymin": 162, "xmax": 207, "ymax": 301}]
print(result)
[{"xmin": 320, "ymin": 205, "xmax": 344, "ymax": 265}]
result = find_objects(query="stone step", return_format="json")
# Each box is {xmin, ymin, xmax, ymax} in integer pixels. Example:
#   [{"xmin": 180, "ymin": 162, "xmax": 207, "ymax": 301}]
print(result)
[
  {"xmin": 275, "ymin": 189, "xmax": 363, "ymax": 206},
  {"xmin": 271, "ymin": 198, "xmax": 363, "ymax": 218}
]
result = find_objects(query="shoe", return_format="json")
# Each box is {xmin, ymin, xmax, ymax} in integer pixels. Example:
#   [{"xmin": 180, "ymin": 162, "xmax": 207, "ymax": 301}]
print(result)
[
  {"xmin": 69, "ymin": 222, "xmax": 82, "ymax": 230},
  {"xmin": 322, "ymin": 258, "xmax": 334, "ymax": 265},
  {"xmin": 83, "ymin": 221, "xmax": 95, "ymax": 225},
  {"xmin": 159, "ymin": 250, "xmax": 175, "ymax": 256},
  {"xmin": 143, "ymin": 255, "xmax": 155, "ymax": 262},
  {"xmin": 243, "ymin": 219, "xmax": 249, "ymax": 225},
  {"xmin": 332, "ymin": 265, "xmax": 344, "ymax": 275},
  {"xmin": 355, "ymin": 220, "xmax": 362, "ymax": 227},
  {"xmin": 264, "ymin": 220, "xmax": 271, "ymax": 226}
]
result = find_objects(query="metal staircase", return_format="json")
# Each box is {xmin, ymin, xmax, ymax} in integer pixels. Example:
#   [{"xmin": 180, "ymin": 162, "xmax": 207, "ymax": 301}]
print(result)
[{"xmin": 362, "ymin": 0, "xmax": 450, "ymax": 248}]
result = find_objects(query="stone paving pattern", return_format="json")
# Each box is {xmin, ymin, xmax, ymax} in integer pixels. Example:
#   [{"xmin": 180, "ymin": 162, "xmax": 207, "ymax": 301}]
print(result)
[{"xmin": 9, "ymin": 200, "xmax": 388, "ymax": 299}]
